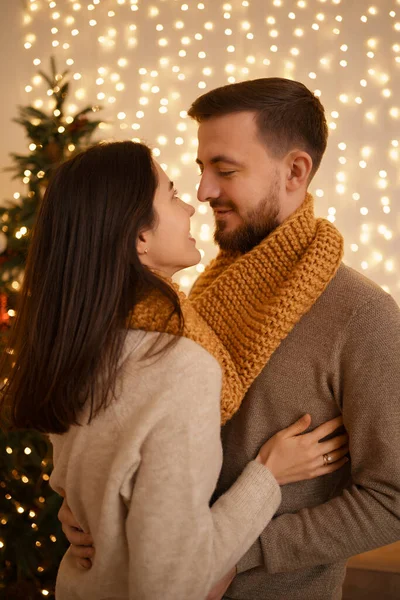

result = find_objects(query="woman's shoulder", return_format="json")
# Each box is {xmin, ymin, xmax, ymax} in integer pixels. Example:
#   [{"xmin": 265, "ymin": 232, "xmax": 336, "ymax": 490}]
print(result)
[
  {"xmin": 123, "ymin": 330, "xmax": 221, "ymax": 375},
  {"xmin": 116, "ymin": 330, "xmax": 222, "ymax": 415}
]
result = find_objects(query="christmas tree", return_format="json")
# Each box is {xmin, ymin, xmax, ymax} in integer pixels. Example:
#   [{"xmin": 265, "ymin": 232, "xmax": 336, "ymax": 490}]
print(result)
[{"xmin": 0, "ymin": 57, "xmax": 102, "ymax": 599}]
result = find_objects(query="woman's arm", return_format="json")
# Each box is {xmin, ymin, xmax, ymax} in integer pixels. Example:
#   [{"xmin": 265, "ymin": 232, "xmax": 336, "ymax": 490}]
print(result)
[{"xmin": 121, "ymin": 349, "xmax": 279, "ymax": 599}]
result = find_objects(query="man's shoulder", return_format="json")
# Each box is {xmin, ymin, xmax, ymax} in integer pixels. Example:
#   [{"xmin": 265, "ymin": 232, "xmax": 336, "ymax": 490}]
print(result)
[
  {"xmin": 321, "ymin": 263, "xmax": 398, "ymax": 315},
  {"xmin": 331, "ymin": 262, "xmax": 389, "ymax": 300}
]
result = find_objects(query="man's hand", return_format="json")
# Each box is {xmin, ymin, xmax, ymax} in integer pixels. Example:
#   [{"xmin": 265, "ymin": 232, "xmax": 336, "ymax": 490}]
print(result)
[
  {"xmin": 58, "ymin": 494, "xmax": 95, "ymax": 569},
  {"xmin": 206, "ymin": 566, "xmax": 236, "ymax": 600}
]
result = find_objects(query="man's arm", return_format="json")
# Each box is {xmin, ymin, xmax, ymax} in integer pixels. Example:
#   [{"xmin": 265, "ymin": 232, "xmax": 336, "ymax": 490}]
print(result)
[{"xmin": 237, "ymin": 293, "xmax": 400, "ymax": 574}]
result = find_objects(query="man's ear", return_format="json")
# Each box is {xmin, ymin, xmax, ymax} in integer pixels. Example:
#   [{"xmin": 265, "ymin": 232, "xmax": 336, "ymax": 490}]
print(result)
[{"xmin": 286, "ymin": 151, "xmax": 313, "ymax": 192}]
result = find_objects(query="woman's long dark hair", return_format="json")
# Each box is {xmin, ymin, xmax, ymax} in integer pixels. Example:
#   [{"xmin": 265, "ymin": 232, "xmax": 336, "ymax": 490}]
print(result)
[{"xmin": 0, "ymin": 141, "xmax": 183, "ymax": 434}]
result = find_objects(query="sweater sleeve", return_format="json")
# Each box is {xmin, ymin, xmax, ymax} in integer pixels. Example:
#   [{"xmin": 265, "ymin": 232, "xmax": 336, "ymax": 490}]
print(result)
[
  {"xmin": 123, "ymin": 345, "xmax": 281, "ymax": 599},
  {"xmin": 237, "ymin": 293, "xmax": 400, "ymax": 575}
]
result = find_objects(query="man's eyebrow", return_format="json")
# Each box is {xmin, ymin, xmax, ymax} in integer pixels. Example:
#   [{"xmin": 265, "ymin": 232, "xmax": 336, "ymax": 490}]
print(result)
[{"xmin": 196, "ymin": 155, "xmax": 244, "ymax": 167}]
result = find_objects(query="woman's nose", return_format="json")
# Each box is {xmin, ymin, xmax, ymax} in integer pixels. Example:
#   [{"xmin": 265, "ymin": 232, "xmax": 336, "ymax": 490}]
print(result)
[{"xmin": 182, "ymin": 198, "xmax": 195, "ymax": 216}]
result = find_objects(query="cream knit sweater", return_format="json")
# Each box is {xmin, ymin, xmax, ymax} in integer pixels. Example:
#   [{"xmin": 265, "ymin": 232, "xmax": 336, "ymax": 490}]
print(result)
[{"xmin": 50, "ymin": 331, "xmax": 281, "ymax": 600}]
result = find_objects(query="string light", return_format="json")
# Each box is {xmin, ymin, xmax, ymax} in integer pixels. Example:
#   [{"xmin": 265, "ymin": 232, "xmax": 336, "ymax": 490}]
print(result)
[{"xmin": 16, "ymin": 1, "xmax": 399, "ymax": 298}]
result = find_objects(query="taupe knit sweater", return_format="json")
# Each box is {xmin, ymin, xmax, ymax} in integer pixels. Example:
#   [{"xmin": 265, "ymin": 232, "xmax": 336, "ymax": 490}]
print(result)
[{"xmin": 213, "ymin": 264, "xmax": 400, "ymax": 600}]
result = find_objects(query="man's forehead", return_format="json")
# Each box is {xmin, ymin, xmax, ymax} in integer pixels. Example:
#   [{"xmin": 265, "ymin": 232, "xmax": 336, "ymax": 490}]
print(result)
[
  {"xmin": 199, "ymin": 113, "xmax": 254, "ymax": 138},
  {"xmin": 198, "ymin": 111, "xmax": 258, "ymax": 141},
  {"xmin": 195, "ymin": 154, "xmax": 244, "ymax": 167},
  {"xmin": 197, "ymin": 117, "xmax": 263, "ymax": 163}
]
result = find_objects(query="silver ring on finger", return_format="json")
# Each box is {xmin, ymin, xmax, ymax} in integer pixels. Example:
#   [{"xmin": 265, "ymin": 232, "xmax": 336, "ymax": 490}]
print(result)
[{"xmin": 323, "ymin": 452, "xmax": 333, "ymax": 466}]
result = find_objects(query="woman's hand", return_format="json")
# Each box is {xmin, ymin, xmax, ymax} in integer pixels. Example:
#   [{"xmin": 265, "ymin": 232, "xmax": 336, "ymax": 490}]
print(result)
[
  {"xmin": 58, "ymin": 497, "xmax": 95, "ymax": 569},
  {"xmin": 256, "ymin": 415, "xmax": 349, "ymax": 485}
]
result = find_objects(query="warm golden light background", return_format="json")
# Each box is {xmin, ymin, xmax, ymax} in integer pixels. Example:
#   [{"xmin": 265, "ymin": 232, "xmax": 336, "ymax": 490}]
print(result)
[{"xmin": 0, "ymin": 0, "xmax": 399, "ymax": 300}]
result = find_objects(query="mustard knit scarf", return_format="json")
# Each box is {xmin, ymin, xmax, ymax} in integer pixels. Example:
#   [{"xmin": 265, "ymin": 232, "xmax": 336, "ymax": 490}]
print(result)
[{"xmin": 130, "ymin": 194, "xmax": 343, "ymax": 424}]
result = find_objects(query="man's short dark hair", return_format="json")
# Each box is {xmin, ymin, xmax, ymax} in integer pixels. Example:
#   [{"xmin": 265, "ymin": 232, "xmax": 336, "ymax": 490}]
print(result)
[{"xmin": 188, "ymin": 77, "xmax": 328, "ymax": 180}]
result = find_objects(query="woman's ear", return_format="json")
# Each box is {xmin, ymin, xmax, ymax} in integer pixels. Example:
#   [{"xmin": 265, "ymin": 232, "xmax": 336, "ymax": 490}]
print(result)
[{"xmin": 136, "ymin": 231, "xmax": 150, "ymax": 258}]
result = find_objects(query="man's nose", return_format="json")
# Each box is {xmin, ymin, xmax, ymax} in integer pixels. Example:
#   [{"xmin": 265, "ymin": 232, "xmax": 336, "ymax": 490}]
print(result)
[{"xmin": 197, "ymin": 173, "xmax": 220, "ymax": 203}]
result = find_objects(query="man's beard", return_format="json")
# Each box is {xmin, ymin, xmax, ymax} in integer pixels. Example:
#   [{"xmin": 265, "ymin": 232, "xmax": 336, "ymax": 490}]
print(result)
[{"xmin": 213, "ymin": 178, "xmax": 281, "ymax": 254}]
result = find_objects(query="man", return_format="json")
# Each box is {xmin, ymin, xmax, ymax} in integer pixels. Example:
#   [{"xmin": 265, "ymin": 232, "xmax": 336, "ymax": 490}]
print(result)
[{"xmin": 61, "ymin": 78, "xmax": 400, "ymax": 599}]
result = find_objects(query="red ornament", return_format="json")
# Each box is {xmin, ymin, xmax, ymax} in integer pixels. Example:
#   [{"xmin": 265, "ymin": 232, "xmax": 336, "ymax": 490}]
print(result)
[{"xmin": 0, "ymin": 292, "xmax": 9, "ymax": 325}]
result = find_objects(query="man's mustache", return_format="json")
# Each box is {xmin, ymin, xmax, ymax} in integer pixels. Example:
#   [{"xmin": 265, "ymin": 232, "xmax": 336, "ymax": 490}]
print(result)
[{"xmin": 210, "ymin": 199, "xmax": 236, "ymax": 211}]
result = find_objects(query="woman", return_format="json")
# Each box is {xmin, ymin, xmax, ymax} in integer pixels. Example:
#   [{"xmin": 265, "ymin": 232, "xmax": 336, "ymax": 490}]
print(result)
[{"xmin": 0, "ymin": 141, "xmax": 348, "ymax": 600}]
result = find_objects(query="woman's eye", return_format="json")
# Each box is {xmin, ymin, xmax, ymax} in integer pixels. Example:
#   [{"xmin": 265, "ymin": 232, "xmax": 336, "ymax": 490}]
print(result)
[{"xmin": 173, "ymin": 189, "xmax": 179, "ymax": 198}]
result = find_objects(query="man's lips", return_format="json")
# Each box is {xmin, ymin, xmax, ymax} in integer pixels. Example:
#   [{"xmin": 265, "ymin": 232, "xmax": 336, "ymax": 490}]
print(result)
[{"xmin": 213, "ymin": 208, "xmax": 234, "ymax": 216}]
